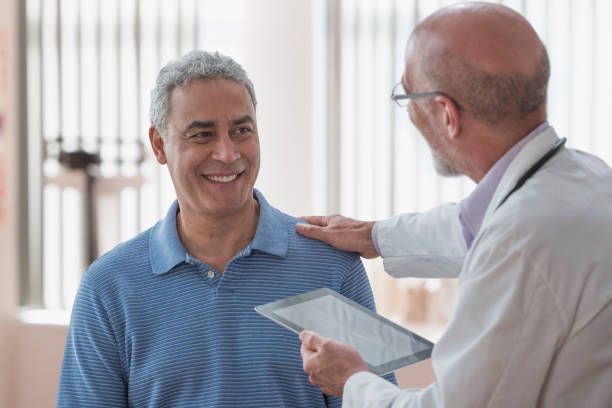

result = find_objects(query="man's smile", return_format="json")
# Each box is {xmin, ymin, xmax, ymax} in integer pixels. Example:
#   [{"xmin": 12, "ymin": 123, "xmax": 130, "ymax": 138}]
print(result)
[{"xmin": 202, "ymin": 171, "xmax": 245, "ymax": 183}]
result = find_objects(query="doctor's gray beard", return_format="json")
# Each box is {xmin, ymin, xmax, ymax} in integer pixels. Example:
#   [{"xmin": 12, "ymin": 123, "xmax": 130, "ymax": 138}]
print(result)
[{"xmin": 431, "ymin": 149, "xmax": 462, "ymax": 177}]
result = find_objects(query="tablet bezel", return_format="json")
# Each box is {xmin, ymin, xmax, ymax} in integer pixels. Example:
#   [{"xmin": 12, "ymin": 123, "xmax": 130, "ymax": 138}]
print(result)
[{"xmin": 255, "ymin": 287, "xmax": 434, "ymax": 375}]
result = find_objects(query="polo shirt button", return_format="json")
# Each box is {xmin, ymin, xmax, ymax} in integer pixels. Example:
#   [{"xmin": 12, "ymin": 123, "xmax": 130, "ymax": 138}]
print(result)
[{"xmin": 207, "ymin": 270, "xmax": 215, "ymax": 279}]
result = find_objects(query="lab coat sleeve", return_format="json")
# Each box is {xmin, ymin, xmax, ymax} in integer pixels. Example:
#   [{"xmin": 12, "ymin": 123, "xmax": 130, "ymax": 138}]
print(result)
[
  {"xmin": 342, "ymin": 225, "xmax": 568, "ymax": 407},
  {"xmin": 57, "ymin": 280, "xmax": 128, "ymax": 407},
  {"xmin": 375, "ymin": 203, "xmax": 467, "ymax": 278}
]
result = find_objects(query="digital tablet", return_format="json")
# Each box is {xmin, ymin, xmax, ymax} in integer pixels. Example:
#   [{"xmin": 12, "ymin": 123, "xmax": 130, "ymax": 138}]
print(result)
[{"xmin": 255, "ymin": 288, "xmax": 434, "ymax": 375}]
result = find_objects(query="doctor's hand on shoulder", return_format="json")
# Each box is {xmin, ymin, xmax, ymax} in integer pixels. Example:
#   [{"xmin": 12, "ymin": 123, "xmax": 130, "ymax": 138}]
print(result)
[
  {"xmin": 295, "ymin": 215, "xmax": 379, "ymax": 259},
  {"xmin": 299, "ymin": 330, "xmax": 370, "ymax": 397}
]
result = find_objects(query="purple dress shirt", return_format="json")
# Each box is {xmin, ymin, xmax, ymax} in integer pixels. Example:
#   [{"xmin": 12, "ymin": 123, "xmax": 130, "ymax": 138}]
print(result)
[{"xmin": 457, "ymin": 121, "xmax": 550, "ymax": 249}]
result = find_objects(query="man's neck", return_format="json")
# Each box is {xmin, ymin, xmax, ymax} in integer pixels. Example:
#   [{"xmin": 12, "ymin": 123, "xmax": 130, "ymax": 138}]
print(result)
[
  {"xmin": 464, "ymin": 116, "xmax": 548, "ymax": 182},
  {"xmin": 176, "ymin": 197, "xmax": 260, "ymax": 273}
]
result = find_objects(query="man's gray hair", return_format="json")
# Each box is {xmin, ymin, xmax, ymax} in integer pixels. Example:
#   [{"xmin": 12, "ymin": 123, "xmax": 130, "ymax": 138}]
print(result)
[{"xmin": 150, "ymin": 50, "xmax": 257, "ymax": 131}]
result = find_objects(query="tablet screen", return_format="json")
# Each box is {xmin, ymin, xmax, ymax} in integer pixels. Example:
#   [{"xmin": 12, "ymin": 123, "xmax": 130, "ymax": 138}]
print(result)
[{"xmin": 256, "ymin": 288, "xmax": 433, "ymax": 374}]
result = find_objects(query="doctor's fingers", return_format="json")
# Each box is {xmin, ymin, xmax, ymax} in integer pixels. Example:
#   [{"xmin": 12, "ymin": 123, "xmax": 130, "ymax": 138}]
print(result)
[
  {"xmin": 299, "ymin": 214, "xmax": 359, "ymax": 230},
  {"xmin": 297, "ymin": 216, "xmax": 379, "ymax": 258},
  {"xmin": 300, "ymin": 343, "xmax": 317, "ymax": 366},
  {"xmin": 300, "ymin": 330, "xmax": 325, "ymax": 350},
  {"xmin": 295, "ymin": 220, "xmax": 356, "ymax": 254},
  {"xmin": 302, "ymin": 349, "xmax": 324, "ymax": 377},
  {"xmin": 298, "ymin": 215, "xmax": 331, "ymax": 227},
  {"xmin": 295, "ymin": 222, "xmax": 333, "ymax": 245},
  {"xmin": 308, "ymin": 374, "xmax": 329, "ymax": 392}
]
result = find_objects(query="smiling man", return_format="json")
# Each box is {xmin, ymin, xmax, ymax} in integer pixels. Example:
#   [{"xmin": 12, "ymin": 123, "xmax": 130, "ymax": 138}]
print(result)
[{"xmin": 56, "ymin": 51, "xmax": 390, "ymax": 407}]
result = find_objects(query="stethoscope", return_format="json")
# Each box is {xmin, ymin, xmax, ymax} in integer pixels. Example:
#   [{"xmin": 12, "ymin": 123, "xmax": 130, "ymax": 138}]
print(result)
[{"xmin": 496, "ymin": 137, "xmax": 567, "ymax": 209}]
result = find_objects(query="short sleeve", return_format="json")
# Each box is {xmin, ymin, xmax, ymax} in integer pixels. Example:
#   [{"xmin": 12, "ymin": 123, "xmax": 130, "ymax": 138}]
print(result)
[{"xmin": 57, "ymin": 280, "xmax": 127, "ymax": 407}]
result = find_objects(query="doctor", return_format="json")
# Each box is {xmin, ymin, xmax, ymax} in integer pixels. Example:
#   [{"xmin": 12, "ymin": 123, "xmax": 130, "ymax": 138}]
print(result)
[{"xmin": 296, "ymin": 2, "xmax": 612, "ymax": 407}]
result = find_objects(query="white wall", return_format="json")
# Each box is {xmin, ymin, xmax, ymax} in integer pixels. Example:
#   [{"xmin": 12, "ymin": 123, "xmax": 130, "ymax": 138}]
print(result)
[{"xmin": 245, "ymin": 0, "xmax": 316, "ymax": 216}]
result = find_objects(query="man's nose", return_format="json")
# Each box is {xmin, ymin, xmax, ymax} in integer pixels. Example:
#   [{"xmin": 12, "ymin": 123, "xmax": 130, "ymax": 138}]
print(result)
[{"xmin": 211, "ymin": 133, "xmax": 241, "ymax": 163}]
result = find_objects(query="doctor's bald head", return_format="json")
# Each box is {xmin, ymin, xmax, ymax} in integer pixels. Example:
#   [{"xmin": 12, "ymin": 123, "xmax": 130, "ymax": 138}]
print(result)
[{"xmin": 405, "ymin": 2, "xmax": 549, "ymax": 125}]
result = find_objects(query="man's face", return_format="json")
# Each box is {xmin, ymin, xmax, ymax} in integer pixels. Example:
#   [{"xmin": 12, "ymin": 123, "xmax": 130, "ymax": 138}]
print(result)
[
  {"xmin": 151, "ymin": 79, "xmax": 260, "ymax": 218},
  {"xmin": 401, "ymin": 53, "xmax": 461, "ymax": 177}
]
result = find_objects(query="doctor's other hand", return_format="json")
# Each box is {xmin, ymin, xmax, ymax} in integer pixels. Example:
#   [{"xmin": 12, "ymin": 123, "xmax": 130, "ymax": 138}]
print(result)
[
  {"xmin": 299, "ymin": 330, "xmax": 370, "ymax": 397},
  {"xmin": 295, "ymin": 215, "xmax": 379, "ymax": 259}
]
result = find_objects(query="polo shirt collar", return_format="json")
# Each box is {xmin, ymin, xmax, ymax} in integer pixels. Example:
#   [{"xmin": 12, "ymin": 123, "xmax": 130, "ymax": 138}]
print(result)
[
  {"xmin": 149, "ymin": 189, "xmax": 288, "ymax": 275},
  {"xmin": 150, "ymin": 200, "xmax": 186, "ymax": 275},
  {"xmin": 250, "ymin": 188, "xmax": 289, "ymax": 258}
]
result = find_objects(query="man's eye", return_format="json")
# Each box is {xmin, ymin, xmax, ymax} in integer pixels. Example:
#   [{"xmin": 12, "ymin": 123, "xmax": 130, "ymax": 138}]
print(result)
[
  {"xmin": 189, "ymin": 131, "xmax": 213, "ymax": 141},
  {"xmin": 233, "ymin": 127, "xmax": 253, "ymax": 137},
  {"xmin": 236, "ymin": 126, "xmax": 252, "ymax": 134}
]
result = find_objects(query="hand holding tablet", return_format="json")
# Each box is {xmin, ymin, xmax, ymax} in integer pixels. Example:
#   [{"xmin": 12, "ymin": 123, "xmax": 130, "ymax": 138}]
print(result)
[{"xmin": 255, "ymin": 288, "xmax": 434, "ymax": 375}]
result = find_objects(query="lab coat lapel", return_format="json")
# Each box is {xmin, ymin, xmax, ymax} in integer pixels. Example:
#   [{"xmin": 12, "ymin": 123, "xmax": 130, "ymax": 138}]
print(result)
[{"xmin": 481, "ymin": 127, "xmax": 561, "ymax": 226}]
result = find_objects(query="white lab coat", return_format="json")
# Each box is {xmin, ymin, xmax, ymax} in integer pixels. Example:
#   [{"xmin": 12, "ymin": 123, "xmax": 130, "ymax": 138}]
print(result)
[{"xmin": 343, "ymin": 128, "xmax": 612, "ymax": 407}]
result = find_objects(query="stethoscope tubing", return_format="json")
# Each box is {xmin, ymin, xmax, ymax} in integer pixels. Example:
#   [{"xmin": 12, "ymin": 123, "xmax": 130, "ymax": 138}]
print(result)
[{"xmin": 496, "ymin": 137, "xmax": 567, "ymax": 209}]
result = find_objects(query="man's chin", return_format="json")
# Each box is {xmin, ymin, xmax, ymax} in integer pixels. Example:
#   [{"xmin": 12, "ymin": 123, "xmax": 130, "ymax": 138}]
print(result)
[
  {"xmin": 201, "ymin": 191, "xmax": 257, "ymax": 218},
  {"xmin": 432, "ymin": 152, "xmax": 463, "ymax": 177}
]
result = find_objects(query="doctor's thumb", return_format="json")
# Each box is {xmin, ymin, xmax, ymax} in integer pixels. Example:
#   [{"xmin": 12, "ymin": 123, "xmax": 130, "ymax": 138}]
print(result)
[{"xmin": 299, "ymin": 330, "xmax": 324, "ymax": 350}]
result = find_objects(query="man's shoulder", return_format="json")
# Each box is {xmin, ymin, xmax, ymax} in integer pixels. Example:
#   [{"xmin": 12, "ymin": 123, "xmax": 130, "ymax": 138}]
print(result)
[
  {"xmin": 268, "ymin": 206, "xmax": 363, "ymax": 267},
  {"xmin": 83, "ymin": 227, "xmax": 153, "ymax": 287}
]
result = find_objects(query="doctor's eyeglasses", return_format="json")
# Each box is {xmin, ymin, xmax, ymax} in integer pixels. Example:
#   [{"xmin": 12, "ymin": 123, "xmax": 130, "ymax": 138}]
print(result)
[{"xmin": 391, "ymin": 82, "xmax": 464, "ymax": 111}]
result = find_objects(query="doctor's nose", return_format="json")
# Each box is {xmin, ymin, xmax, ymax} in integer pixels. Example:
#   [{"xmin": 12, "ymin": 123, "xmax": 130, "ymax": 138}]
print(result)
[{"xmin": 211, "ymin": 134, "xmax": 241, "ymax": 163}]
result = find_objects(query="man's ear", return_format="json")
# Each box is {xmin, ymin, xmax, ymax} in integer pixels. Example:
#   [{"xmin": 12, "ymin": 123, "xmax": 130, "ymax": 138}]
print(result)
[
  {"xmin": 149, "ymin": 127, "xmax": 167, "ymax": 164},
  {"xmin": 435, "ymin": 96, "xmax": 461, "ymax": 140}
]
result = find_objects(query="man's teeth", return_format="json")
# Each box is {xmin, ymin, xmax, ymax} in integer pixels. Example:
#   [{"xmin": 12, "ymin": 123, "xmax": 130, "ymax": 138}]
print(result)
[{"xmin": 205, "ymin": 174, "xmax": 239, "ymax": 183}]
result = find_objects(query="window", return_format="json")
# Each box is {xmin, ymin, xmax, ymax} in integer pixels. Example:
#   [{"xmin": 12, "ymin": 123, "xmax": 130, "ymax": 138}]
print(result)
[
  {"xmin": 23, "ymin": 0, "xmax": 249, "ymax": 311},
  {"xmin": 328, "ymin": 0, "xmax": 612, "ymax": 336}
]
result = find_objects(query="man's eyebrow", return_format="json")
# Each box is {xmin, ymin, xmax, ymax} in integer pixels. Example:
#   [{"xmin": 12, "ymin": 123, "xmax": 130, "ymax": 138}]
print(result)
[
  {"xmin": 231, "ymin": 115, "xmax": 255, "ymax": 126},
  {"xmin": 183, "ymin": 120, "xmax": 215, "ymax": 133}
]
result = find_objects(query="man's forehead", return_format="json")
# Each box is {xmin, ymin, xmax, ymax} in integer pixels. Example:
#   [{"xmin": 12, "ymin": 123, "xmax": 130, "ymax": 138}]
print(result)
[
  {"xmin": 402, "ymin": 30, "xmax": 443, "ymax": 90},
  {"xmin": 185, "ymin": 114, "xmax": 255, "ymax": 128},
  {"xmin": 170, "ymin": 78, "xmax": 250, "ymax": 100},
  {"xmin": 400, "ymin": 61, "xmax": 415, "ymax": 92},
  {"xmin": 402, "ymin": 36, "xmax": 422, "ymax": 87},
  {"xmin": 167, "ymin": 80, "xmax": 255, "ymax": 121}
]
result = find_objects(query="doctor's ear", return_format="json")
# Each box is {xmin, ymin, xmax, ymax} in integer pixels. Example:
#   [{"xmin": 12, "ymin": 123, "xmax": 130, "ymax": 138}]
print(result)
[
  {"xmin": 149, "ymin": 127, "xmax": 168, "ymax": 164},
  {"xmin": 435, "ymin": 96, "xmax": 462, "ymax": 139}
]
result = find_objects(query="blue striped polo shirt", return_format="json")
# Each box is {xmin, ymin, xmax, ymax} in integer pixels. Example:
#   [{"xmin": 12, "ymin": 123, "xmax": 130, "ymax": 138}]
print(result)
[{"xmin": 58, "ymin": 189, "xmax": 393, "ymax": 407}]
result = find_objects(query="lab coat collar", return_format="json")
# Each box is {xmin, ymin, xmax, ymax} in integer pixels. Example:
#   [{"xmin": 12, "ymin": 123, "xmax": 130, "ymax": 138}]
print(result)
[{"xmin": 483, "ymin": 127, "xmax": 562, "ymax": 224}]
